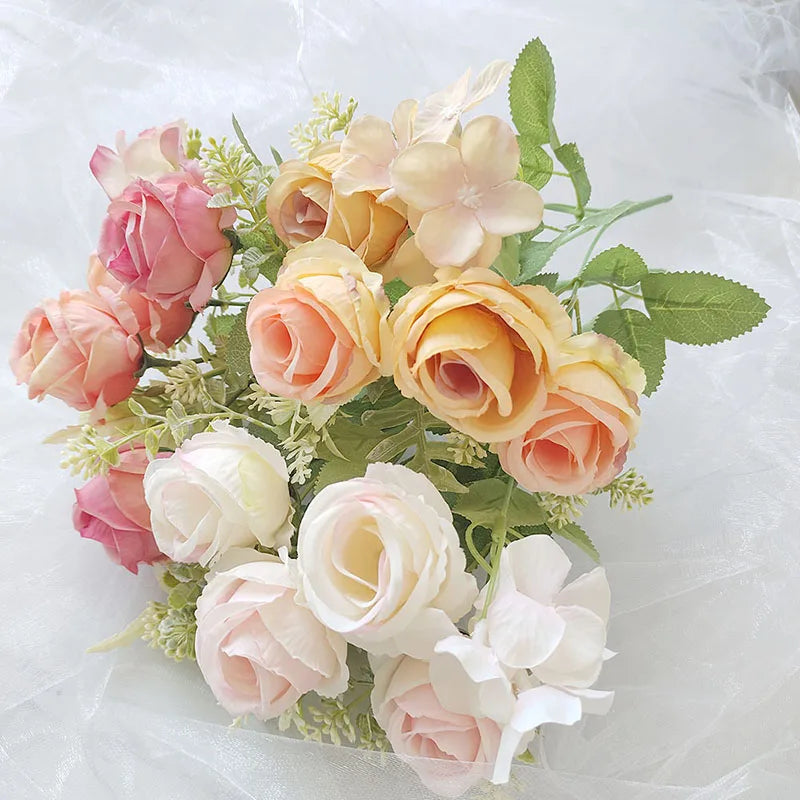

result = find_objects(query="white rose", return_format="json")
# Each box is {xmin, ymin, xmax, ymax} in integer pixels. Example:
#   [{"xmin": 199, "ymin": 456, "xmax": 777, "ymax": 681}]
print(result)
[
  {"xmin": 195, "ymin": 550, "xmax": 348, "ymax": 720},
  {"xmin": 144, "ymin": 420, "xmax": 292, "ymax": 565},
  {"xmin": 294, "ymin": 462, "xmax": 477, "ymax": 659}
]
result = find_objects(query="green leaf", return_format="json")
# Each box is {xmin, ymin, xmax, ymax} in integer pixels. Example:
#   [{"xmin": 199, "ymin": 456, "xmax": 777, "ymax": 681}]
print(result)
[
  {"xmin": 553, "ymin": 142, "xmax": 591, "ymax": 208},
  {"xmin": 204, "ymin": 312, "xmax": 238, "ymax": 345},
  {"xmin": 593, "ymin": 308, "xmax": 666, "ymax": 396},
  {"xmin": 384, "ymin": 277, "xmax": 412, "ymax": 305},
  {"xmin": 518, "ymin": 137, "xmax": 553, "ymax": 189},
  {"xmin": 314, "ymin": 458, "xmax": 367, "ymax": 493},
  {"xmin": 526, "ymin": 272, "xmax": 559, "ymax": 291},
  {"xmin": 518, "ymin": 238, "xmax": 558, "ymax": 280},
  {"xmin": 206, "ymin": 192, "xmax": 236, "ymax": 209},
  {"xmin": 492, "ymin": 236, "xmax": 521, "ymax": 281},
  {"xmin": 366, "ymin": 427, "xmax": 417, "ymax": 462},
  {"xmin": 87, "ymin": 611, "xmax": 148, "ymax": 653},
  {"xmin": 224, "ymin": 309, "xmax": 252, "ymax": 389},
  {"xmin": 509, "ymin": 38, "xmax": 556, "ymax": 145},
  {"xmin": 549, "ymin": 522, "xmax": 599, "ymax": 562},
  {"xmin": 640, "ymin": 271, "xmax": 770, "ymax": 346},
  {"xmin": 406, "ymin": 453, "xmax": 468, "ymax": 494},
  {"xmin": 231, "ymin": 113, "xmax": 262, "ymax": 166},
  {"xmin": 453, "ymin": 479, "xmax": 545, "ymax": 529},
  {"xmin": 580, "ymin": 245, "xmax": 648, "ymax": 287},
  {"xmin": 241, "ymin": 247, "xmax": 269, "ymax": 271}
]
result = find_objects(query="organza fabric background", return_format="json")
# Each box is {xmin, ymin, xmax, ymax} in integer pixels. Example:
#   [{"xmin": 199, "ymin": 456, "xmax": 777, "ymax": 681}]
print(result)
[{"xmin": 1, "ymin": 1, "xmax": 799, "ymax": 798}]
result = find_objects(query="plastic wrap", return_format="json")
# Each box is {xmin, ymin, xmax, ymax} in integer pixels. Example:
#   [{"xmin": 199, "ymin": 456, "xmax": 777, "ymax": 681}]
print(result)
[{"xmin": 1, "ymin": 1, "xmax": 799, "ymax": 797}]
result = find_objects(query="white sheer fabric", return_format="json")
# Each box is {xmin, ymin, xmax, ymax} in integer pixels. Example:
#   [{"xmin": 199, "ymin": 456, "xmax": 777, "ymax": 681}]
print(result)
[{"xmin": 1, "ymin": 1, "xmax": 799, "ymax": 798}]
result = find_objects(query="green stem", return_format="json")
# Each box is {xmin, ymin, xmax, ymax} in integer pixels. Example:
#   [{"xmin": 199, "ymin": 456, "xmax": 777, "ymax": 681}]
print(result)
[
  {"xmin": 479, "ymin": 476, "xmax": 516, "ymax": 620},
  {"xmin": 465, "ymin": 522, "xmax": 492, "ymax": 574},
  {"xmin": 600, "ymin": 283, "xmax": 643, "ymax": 299},
  {"xmin": 205, "ymin": 298, "xmax": 249, "ymax": 308}
]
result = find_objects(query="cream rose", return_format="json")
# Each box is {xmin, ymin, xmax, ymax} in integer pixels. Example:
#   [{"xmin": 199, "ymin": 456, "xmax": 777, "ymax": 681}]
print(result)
[
  {"xmin": 143, "ymin": 421, "xmax": 292, "ymax": 565},
  {"xmin": 387, "ymin": 268, "xmax": 572, "ymax": 443},
  {"xmin": 294, "ymin": 463, "xmax": 477, "ymax": 659},
  {"xmin": 371, "ymin": 654, "xmax": 502, "ymax": 798},
  {"xmin": 195, "ymin": 551, "xmax": 349, "ymax": 720},
  {"xmin": 266, "ymin": 142, "xmax": 407, "ymax": 267},
  {"xmin": 497, "ymin": 332, "xmax": 646, "ymax": 494}
]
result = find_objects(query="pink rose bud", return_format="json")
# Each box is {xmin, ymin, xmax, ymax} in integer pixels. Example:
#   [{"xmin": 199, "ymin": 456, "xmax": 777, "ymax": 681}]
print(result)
[
  {"xmin": 87, "ymin": 254, "xmax": 194, "ymax": 353},
  {"xmin": 97, "ymin": 165, "xmax": 236, "ymax": 311},
  {"xmin": 73, "ymin": 448, "xmax": 164, "ymax": 574},
  {"xmin": 89, "ymin": 120, "xmax": 187, "ymax": 200},
  {"xmin": 9, "ymin": 290, "xmax": 143, "ymax": 416}
]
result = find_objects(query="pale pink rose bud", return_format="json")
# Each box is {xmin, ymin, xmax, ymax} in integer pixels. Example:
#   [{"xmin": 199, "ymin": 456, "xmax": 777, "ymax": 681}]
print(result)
[
  {"xmin": 72, "ymin": 448, "xmax": 164, "ymax": 574},
  {"xmin": 90, "ymin": 120, "xmax": 187, "ymax": 200},
  {"xmin": 87, "ymin": 254, "xmax": 194, "ymax": 353},
  {"xmin": 370, "ymin": 654, "xmax": 502, "ymax": 798},
  {"xmin": 97, "ymin": 165, "xmax": 236, "ymax": 311},
  {"xmin": 497, "ymin": 332, "xmax": 646, "ymax": 495},
  {"xmin": 9, "ymin": 290, "xmax": 143, "ymax": 416},
  {"xmin": 195, "ymin": 553, "xmax": 349, "ymax": 720}
]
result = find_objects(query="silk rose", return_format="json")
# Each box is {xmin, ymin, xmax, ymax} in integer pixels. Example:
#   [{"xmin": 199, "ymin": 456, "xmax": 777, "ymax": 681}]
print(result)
[
  {"xmin": 195, "ymin": 551, "xmax": 348, "ymax": 720},
  {"xmin": 387, "ymin": 268, "xmax": 572, "ymax": 442},
  {"xmin": 294, "ymin": 463, "xmax": 477, "ymax": 659},
  {"xmin": 497, "ymin": 332, "xmax": 646, "ymax": 494},
  {"xmin": 247, "ymin": 238, "xmax": 389, "ymax": 404},
  {"xmin": 9, "ymin": 290, "xmax": 142, "ymax": 416},
  {"xmin": 143, "ymin": 421, "xmax": 292, "ymax": 566},
  {"xmin": 72, "ymin": 448, "xmax": 164, "ymax": 574}
]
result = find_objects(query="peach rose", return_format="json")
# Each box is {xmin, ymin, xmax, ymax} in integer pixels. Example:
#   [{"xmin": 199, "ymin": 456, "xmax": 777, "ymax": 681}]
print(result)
[
  {"xmin": 72, "ymin": 448, "xmax": 165, "ymax": 574},
  {"xmin": 266, "ymin": 142, "xmax": 407, "ymax": 268},
  {"xmin": 247, "ymin": 238, "xmax": 389, "ymax": 404},
  {"xmin": 90, "ymin": 120, "xmax": 187, "ymax": 199},
  {"xmin": 387, "ymin": 268, "xmax": 572, "ymax": 442},
  {"xmin": 195, "ymin": 552, "xmax": 349, "ymax": 720},
  {"xmin": 371, "ymin": 655, "xmax": 502, "ymax": 798},
  {"xmin": 497, "ymin": 332, "xmax": 646, "ymax": 494},
  {"xmin": 87, "ymin": 255, "xmax": 194, "ymax": 353},
  {"xmin": 97, "ymin": 164, "xmax": 236, "ymax": 311},
  {"xmin": 9, "ymin": 290, "xmax": 143, "ymax": 415}
]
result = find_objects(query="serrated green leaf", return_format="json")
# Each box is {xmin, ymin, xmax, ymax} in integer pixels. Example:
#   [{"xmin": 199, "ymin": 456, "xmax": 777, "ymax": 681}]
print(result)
[
  {"xmin": 205, "ymin": 313, "xmax": 239, "ymax": 345},
  {"xmin": 384, "ymin": 277, "xmax": 411, "ymax": 305},
  {"xmin": 492, "ymin": 236, "xmax": 521, "ymax": 281},
  {"xmin": 509, "ymin": 38, "xmax": 556, "ymax": 145},
  {"xmin": 518, "ymin": 238, "xmax": 558, "ymax": 280},
  {"xmin": 549, "ymin": 522, "xmax": 599, "ymax": 562},
  {"xmin": 237, "ymin": 230, "xmax": 270, "ymax": 251},
  {"xmin": 406, "ymin": 453, "xmax": 468, "ymax": 494},
  {"xmin": 640, "ymin": 271, "xmax": 769, "ymax": 346},
  {"xmin": 518, "ymin": 137, "xmax": 553, "ymax": 189},
  {"xmin": 242, "ymin": 247, "xmax": 269, "ymax": 270},
  {"xmin": 553, "ymin": 142, "xmax": 591, "ymax": 208},
  {"xmin": 581, "ymin": 245, "xmax": 648, "ymax": 287},
  {"xmin": 593, "ymin": 308, "xmax": 666, "ymax": 396},
  {"xmin": 314, "ymin": 458, "xmax": 368, "ymax": 492},
  {"xmin": 526, "ymin": 272, "xmax": 559, "ymax": 291},
  {"xmin": 453, "ymin": 479, "xmax": 545, "ymax": 529},
  {"xmin": 224, "ymin": 309, "xmax": 252, "ymax": 389},
  {"xmin": 366, "ymin": 427, "xmax": 417, "ymax": 462},
  {"xmin": 206, "ymin": 192, "xmax": 236, "ymax": 208}
]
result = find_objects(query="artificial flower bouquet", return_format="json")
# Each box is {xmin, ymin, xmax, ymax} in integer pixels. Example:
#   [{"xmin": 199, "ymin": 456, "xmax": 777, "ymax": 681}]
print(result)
[{"xmin": 9, "ymin": 38, "xmax": 769, "ymax": 797}]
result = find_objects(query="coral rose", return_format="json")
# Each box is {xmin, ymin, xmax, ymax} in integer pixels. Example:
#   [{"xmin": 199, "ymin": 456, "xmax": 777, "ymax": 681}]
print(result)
[
  {"xmin": 247, "ymin": 238, "xmax": 389, "ymax": 404},
  {"xmin": 87, "ymin": 255, "xmax": 194, "ymax": 353},
  {"xmin": 195, "ymin": 551, "xmax": 349, "ymax": 720},
  {"xmin": 371, "ymin": 654, "xmax": 502, "ymax": 798},
  {"xmin": 497, "ymin": 332, "xmax": 645, "ymax": 494},
  {"xmin": 9, "ymin": 290, "xmax": 143, "ymax": 415},
  {"xmin": 266, "ymin": 141, "xmax": 406, "ymax": 267},
  {"xmin": 387, "ymin": 268, "xmax": 572, "ymax": 442},
  {"xmin": 72, "ymin": 448, "xmax": 164, "ymax": 574},
  {"xmin": 90, "ymin": 120, "xmax": 187, "ymax": 199},
  {"xmin": 97, "ymin": 165, "xmax": 236, "ymax": 311}
]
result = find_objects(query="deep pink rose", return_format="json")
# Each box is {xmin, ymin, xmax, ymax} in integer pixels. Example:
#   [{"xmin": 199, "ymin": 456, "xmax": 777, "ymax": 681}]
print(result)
[
  {"xmin": 9, "ymin": 290, "xmax": 143, "ymax": 415},
  {"xmin": 97, "ymin": 165, "xmax": 236, "ymax": 311},
  {"xmin": 87, "ymin": 254, "xmax": 194, "ymax": 353},
  {"xmin": 90, "ymin": 120, "xmax": 187, "ymax": 200},
  {"xmin": 73, "ymin": 448, "xmax": 164, "ymax": 574}
]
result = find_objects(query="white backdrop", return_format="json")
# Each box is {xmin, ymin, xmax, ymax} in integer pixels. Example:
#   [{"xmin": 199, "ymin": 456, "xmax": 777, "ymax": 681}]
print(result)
[{"xmin": 1, "ymin": 1, "xmax": 800, "ymax": 798}]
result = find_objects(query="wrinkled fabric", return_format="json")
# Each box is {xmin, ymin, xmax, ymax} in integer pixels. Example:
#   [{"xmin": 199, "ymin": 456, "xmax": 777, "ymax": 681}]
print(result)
[{"xmin": 1, "ymin": 1, "xmax": 799, "ymax": 798}]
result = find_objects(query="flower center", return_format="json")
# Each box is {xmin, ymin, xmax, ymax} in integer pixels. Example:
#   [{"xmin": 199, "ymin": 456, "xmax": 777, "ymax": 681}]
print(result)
[{"xmin": 457, "ymin": 185, "xmax": 482, "ymax": 210}]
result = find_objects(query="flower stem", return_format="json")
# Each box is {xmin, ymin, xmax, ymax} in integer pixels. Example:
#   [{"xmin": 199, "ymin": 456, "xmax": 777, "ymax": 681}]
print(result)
[{"xmin": 479, "ymin": 476, "xmax": 516, "ymax": 620}]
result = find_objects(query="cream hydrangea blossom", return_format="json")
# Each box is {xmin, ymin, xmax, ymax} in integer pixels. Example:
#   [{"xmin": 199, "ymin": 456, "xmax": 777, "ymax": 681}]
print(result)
[{"xmin": 390, "ymin": 116, "xmax": 543, "ymax": 268}]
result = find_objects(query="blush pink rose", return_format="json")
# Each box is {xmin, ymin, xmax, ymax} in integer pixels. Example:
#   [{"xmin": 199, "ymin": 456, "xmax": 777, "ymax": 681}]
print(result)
[
  {"xmin": 9, "ymin": 290, "xmax": 143, "ymax": 415},
  {"xmin": 87, "ymin": 254, "xmax": 194, "ymax": 353},
  {"xmin": 72, "ymin": 448, "xmax": 164, "ymax": 574},
  {"xmin": 90, "ymin": 120, "xmax": 187, "ymax": 199},
  {"xmin": 195, "ymin": 553, "xmax": 349, "ymax": 720},
  {"xmin": 371, "ymin": 655, "xmax": 502, "ymax": 798},
  {"xmin": 497, "ymin": 332, "xmax": 646, "ymax": 495},
  {"xmin": 97, "ymin": 165, "xmax": 236, "ymax": 311}
]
